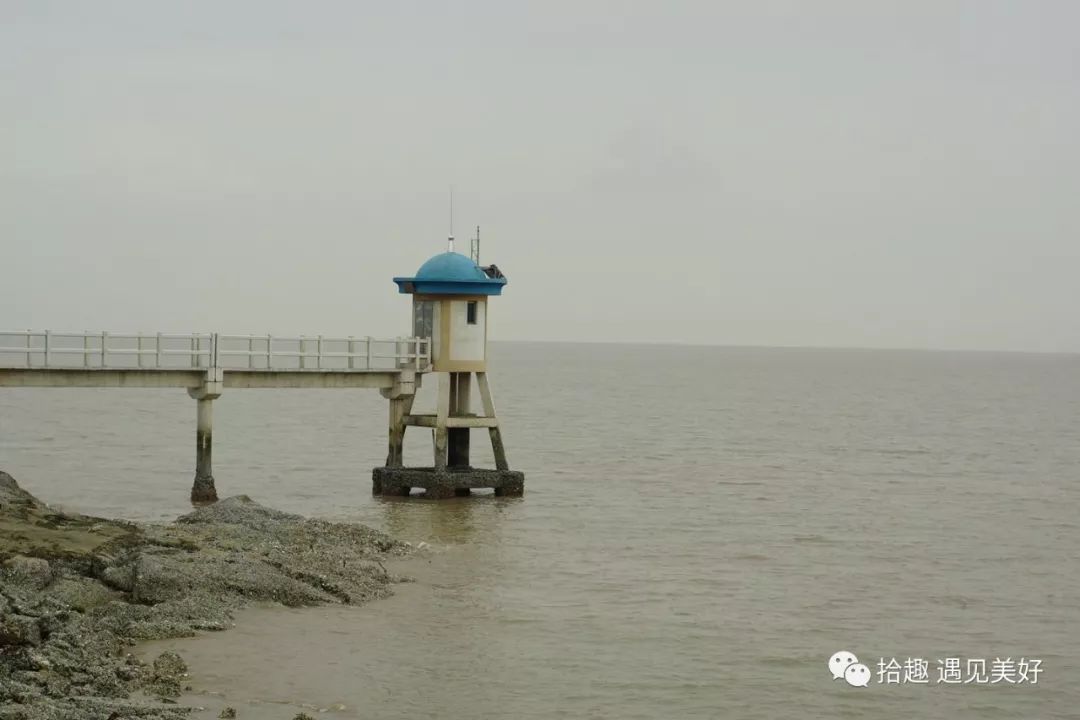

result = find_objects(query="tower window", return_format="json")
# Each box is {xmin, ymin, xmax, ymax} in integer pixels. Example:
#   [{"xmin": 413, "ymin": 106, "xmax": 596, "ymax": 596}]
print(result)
[{"xmin": 466, "ymin": 301, "xmax": 478, "ymax": 325}]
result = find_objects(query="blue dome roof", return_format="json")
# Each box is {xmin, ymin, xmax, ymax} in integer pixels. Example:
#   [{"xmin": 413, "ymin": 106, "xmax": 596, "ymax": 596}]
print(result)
[
  {"xmin": 414, "ymin": 252, "xmax": 490, "ymax": 282},
  {"xmin": 393, "ymin": 251, "xmax": 508, "ymax": 296}
]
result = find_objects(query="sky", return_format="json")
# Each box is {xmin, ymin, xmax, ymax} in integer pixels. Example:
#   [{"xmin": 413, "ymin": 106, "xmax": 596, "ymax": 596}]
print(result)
[{"xmin": 2, "ymin": 1, "xmax": 1078, "ymax": 352}]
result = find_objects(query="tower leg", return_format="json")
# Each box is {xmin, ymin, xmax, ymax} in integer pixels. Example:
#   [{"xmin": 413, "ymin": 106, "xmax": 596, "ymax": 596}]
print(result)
[
  {"xmin": 191, "ymin": 396, "xmax": 218, "ymax": 502},
  {"xmin": 488, "ymin": 426, "xmax": 510, "ymax": 472},
  {"xmin": 386, "ymin": 394, "xmax": 414, "ymax": 468},
  {"xmin": 373, "ymin": 369, "xmax": 522, "ymax": 499},
  {"xmin": 434, "ymin": 372, "xmax": 450, "ymax": 470},
  {"xmin": 477, "ymin": 372, "xmax": 509, "ymax": 471},
  {"xmin": 448, "ymin": 372, "xmax": 471, "ymax": 468},
  {"xmin": 448, "ymin": 372, "xmax": 472, "ymax": 495}
]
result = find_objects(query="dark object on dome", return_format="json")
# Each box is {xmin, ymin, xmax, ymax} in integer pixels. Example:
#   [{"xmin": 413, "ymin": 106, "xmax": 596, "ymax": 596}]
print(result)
[{"xmin": 482, "ymin": 264, "xmax": 505, "ymax": 279}]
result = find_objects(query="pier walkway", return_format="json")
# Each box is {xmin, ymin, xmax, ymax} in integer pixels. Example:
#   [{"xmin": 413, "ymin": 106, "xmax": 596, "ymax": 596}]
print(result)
[{"xmin": 1, "ymin": 330, "xmax": 430, "ymax": 500}]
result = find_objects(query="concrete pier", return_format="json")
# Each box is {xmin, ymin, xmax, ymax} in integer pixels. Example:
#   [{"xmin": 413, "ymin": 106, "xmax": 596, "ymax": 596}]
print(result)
[
  {"xmin": 3, "ymin": 249, "xmax": 527, "ymax": 503},
  {"xmin": 373, "ymin": 370, "xmax": 524, "ymax": 498},
  {"xmin": 187, "ymin": 370, "xmax": 223, "ymax": 502},
  {"xmin": 2, "ymin": 330, "xmax": 431, "ymax": 502},
  {"xmin": 192, "ymin": 397, "xmax": 217, "ymax": 502}
]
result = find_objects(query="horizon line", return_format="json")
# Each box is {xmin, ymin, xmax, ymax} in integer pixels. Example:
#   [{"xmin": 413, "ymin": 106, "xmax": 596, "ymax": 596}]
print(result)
[{"xmin": 487, "ymin": 338, "xmax": 1080, "ymax": 357}]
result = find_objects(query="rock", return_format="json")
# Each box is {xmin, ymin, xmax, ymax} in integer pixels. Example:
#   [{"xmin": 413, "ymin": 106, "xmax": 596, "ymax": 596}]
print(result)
[
  {"xmin": 0, "ymin": 470, "xmax": 405, "ymax": 719},
  {"xmin": 97, "ymin": 555, "xmax": 137, "ymax": 593},
  {"xmin": 148, "ymin": 676, "xmax": 183, "ymax": 699},
  {"xmin": 219, "ymin": 708, "xmax": 237, "ymax": 719},
  {"xmin": 25, "ymin": 649, "xmax": 51, "ymax": 670},
  {"xmin": 177, "ymin": 495, "xmax": 304, "ymax": 531},
  {"xmin": 0, "ymin": 470, "xmax": 43, "ymax": 514},
  {"xmin": 152, "ymin": 652, "xmax": 188, "ymax": 679},
  {"xmin": 0, "ymin": 612, "xmax": 42, "ymax": 647},
  {"xmin": 48, "ymin": 576, "xmax": 121, "ymax": 611},
  {"xmin": 0, "ymin": 471, "xmax": 142, "ymax": 564},
  {"xmin": 3, "ymin": 556, "xmax": 54, "ymax": 590},
  {"xmin": 131, "ymin": 553, "xmax": 184, "ymax": 605}
]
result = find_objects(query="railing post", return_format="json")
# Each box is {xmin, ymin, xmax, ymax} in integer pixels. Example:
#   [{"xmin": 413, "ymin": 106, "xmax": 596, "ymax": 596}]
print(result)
[
  {"xmin": 316, "ymin": 335, "xmax": 322, "ymax": 370},
  {"xmin": 101, "ymin": 331, "xmax": 107, "ymax": 367},
  {"xmin": 267, "ymin": 334, "xmax": 272, "ymax": 369},
  {"xmin": 190, "ymin": 336, "xmax": 197, "ymax": 368},
  {"xmin": 299, "ymin": 337, "xmax": 306, "ymax": 370},
  {"xmin": 156, "ymin": 332, "xmax": 161, "ymax": 368},
  {"xmin": 248, "ymin": 336, "xmax": 254, "ymax": 369},
  {"xmin": 366, "ymin": 336, "xmax": 373, "ymax": 370},
  {"xmin": 137, "ymin": 335, "xmax": 143, "ymax": 368},
  {"xmin": 44, "ymin": 330, "xmax": 50, "ymax": 368},
  {"xmin": 25, "ymin": 330, "xmax": 30, "ymax": 367},
  {"xmin": 348, "ymin": 337, "xmax": 355, "ymax": 370},
  {"xmin": 84, "ymin": 333, "xmax": 90, "ymax": 368}
]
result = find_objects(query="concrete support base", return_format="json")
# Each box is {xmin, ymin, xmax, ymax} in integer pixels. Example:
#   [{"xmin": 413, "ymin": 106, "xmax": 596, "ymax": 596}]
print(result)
[
  {"xmin": 190, "ymin": 473, "xmax": 218, "ymax": 503},
  {"xmin": 379, "ymin": 370, "xmax": 521, "ymax": 500},
  {"xmin": 372, "ymin": 467, "xmax": 525, "ymax": 499}
]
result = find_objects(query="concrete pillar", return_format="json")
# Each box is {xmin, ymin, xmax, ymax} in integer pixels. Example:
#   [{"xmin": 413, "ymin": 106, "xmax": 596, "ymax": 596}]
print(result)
[
  {"xmin": 488, "ymin": 427, "xmax": 509, "ymax": 472},
  {"xmin": 191, "ymin": 397, "xmax": 217, "ymax": 502},
  {"xmin": 188, "ymin": 370, "xmax": 222, "ymax": 503},
  {"xmin": 448, "ymin": 372, "xmax": 471, "ymax": 468},
  {"xmin": 434, "ymin": 372, "xmax": 450, "ymax": 470},
  {"xmin": 386, "ymin": 396, "xmax": 411, "ymax": 467},
  {"xmin": 448, "ymin": 372, "xmax": 471, "ymax": 496},
  {"xmin": 476, "ymin": 372, "xmax": 509, "ymax": 471},
  {"xmin": 378, "ymin": 372, "xmax": 417, "ymax": 494}
]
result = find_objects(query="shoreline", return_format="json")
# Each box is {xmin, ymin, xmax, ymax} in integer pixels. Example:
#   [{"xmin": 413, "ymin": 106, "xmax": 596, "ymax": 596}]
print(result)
[
  {"xmin": 134, "ymin": 559, "xmax": 426, "ymax": 719},
  {"xmin": 0, "ymin": 470, "xmax": 412, "ymax": 720}
]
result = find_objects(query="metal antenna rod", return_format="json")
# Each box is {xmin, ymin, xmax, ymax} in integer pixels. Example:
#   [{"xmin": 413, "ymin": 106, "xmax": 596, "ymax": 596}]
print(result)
[
  {"xmin": 447, "ymin": 186, "xmax": 455, "ymax": 252},
  {"xmin": 471, "ymin": 225, "xmax": 480, "ymax": 264}
]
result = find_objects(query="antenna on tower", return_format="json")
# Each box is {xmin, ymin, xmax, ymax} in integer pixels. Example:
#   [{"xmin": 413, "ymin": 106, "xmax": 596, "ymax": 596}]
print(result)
[
  {"xmin": 471, "ymin": 225, "xmax": 480, "ymax": 264},
  {"xmin": 447, "ymin": 186, "xmax": 455, "ymax": 253}
]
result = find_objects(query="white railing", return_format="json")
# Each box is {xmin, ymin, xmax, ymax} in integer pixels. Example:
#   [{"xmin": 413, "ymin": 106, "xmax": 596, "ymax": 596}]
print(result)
[
  {"xmin": 0, "ymin": 331, "xmax": 430, "ymax": 372},
  {"xmin": 214, "ymin": 334, "xmax": 430, "ymax": 371}
]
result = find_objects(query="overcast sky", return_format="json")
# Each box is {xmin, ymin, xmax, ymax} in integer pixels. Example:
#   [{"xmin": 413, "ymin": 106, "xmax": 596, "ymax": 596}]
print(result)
[{"xmin": 2, "ymin": 1, "xmax": 1077, "ymax": 352}]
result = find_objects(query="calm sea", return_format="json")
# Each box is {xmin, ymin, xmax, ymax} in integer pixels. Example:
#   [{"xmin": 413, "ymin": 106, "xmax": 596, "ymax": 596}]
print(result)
[{"xmin": 2, "ymin": 343, "xmax": 1078, "ymax": 719}]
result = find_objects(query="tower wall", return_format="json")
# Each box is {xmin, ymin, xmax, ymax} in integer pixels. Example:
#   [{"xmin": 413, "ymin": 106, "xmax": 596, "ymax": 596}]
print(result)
[
  {"xmin": 449, "ymin": 299, "xmax": 486, "ymax": 362},
  {"xmin": 414, "ymin": 294, "xmax": 488, "ymax": 372}
]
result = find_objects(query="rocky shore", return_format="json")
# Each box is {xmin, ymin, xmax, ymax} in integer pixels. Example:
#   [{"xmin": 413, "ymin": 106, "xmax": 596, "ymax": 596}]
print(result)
[{"xmin": 0, "ymin": 471, "xmax": 408, "ymax": 720}]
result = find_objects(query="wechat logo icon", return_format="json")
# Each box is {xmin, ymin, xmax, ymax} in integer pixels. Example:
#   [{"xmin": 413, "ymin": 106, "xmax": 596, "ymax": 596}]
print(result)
[{"xmin": 829, "ymin": 650, "xmax": 871, "ymax": 687}]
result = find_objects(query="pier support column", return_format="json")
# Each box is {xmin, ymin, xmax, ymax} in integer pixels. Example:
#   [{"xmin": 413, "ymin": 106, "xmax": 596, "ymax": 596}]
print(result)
[
  {"xmin": 192, "ymin": 397, "xmax": 216, "ymax": 501},
  {"xmin": 187, "ymin": 370, "xmax": 223, "ymax": 503},
  {"xmin": 448, "ymin": 372, "xmax": 472, "ymax": 496},
  {"xmin": 433, "ymin": 372, "xmax": 450, "ymax": 471},
  {"xmin": 385, "ymin": 394, "xmax": 414, "ymax": 468},
  {"xmin": 377, "ymin": 371, "xmax": 418, "ymax": 495},
  {"xmin": 448, "ymin": 372, "xmax": 471, "ymax": 466}
]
